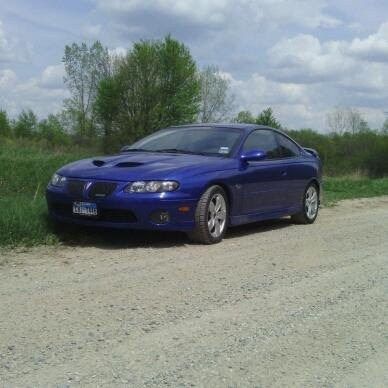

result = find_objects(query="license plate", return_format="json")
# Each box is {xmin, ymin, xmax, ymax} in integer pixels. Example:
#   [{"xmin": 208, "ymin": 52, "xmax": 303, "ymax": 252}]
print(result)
[{"xmin": 73, "ymin": 201, "xmax": 98, "ymax": 217}]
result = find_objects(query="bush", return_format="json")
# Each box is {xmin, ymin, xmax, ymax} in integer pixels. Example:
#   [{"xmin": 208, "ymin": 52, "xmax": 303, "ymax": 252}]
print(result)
[{"xmin": 287, "ymin": 129, "xmax": 388, "ymax": 177}]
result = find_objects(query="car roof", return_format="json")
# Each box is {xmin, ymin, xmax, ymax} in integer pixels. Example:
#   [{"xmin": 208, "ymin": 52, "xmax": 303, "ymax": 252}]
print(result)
[{"xmin": 169, "ymin": 123, "xmax": 273, "ymax": 133}]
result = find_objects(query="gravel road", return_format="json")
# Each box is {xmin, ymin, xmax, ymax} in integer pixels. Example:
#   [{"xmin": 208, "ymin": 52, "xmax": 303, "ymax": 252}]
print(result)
[{"xmin": 1, "ymin": 196, "xmax": 387, "ymax": 387}]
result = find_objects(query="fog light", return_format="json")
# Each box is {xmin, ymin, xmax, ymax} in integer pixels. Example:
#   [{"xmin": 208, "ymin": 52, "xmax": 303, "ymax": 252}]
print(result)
[{"xmin": 150, "ymin": 210, "xmax": 170, "ymax": 224}]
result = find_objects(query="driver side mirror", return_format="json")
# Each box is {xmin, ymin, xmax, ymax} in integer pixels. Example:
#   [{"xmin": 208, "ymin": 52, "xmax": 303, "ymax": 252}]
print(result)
[{"xmin": 240, "ymin": 149, "xmax": 267, "ymax": 163}]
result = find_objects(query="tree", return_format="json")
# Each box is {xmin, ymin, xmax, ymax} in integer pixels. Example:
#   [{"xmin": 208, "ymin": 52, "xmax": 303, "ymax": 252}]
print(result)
[
  {"xmin": 382, "ymin": 118, "xmax": 388, "ymax": 134},
  {"xmin": 327, "ymin": 107, "xmax": 348, "ymax": 134},
  {"xmin": 95, "ymin": 36, "xmax": 200, "ymax": 147},
  {"xmin": 37, "ymin": 114, "xmax": 70, "ymax": 145},
  {"xmin": 327, "ymin": 107, "xmax": 369, "ymax": 134},
  {"xmin": 157, "ymin": 36, "xmax": 200, "ymax": 127},
  {"xmin": 347, "ymin": 108, "xmax": 365, "ymax": 134},
  {"xmin": 256, "ymin": 107, "xmax": 282, "ymax": 129},
  {"xmin": 233, "ymin": 108, "xmax": 282, "ymax": 128},
  {"xmin": 14, "ymin": 110, "xmax": 37, "ymax": 138},
  {"xmin": 198, "ymin": 65, "xmax": 234, "ymax": 123},
  {"xmin": 63, "ymin": 41, "xmax": 111, "ymax": 137},
  {"xmin": 234, "ymin": 110, "xmax": 256, "ymax": 124},
  {"xmin": 358, "ymin": 118, "xmax": 370, "ymax": 133},
  {"xmin": 94, "ymin": 77, "xmax": 121, "ymax": 138},
  {"xmin": 0, "ymin": 109, "xmax": 11, "ymax": 137}
]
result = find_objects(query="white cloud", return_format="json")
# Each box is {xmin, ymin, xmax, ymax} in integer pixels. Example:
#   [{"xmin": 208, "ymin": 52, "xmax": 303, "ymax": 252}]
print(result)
[
  {"xmin": 348, "ymin": 22, "xmax": 388, "ymax": 62},
  {"xmin": 224, "ymin": 71, "xmax": 323, "ymax": 128},
  {"xmin": 246, "ymin": 0, "xmax": 341, "ymax": 29},
  {"xmin": 0, "ymin": 69, "xmax": 18, "ymax": 89},
  {"xmin": 0, "ymin": 66, "xmax": 68, "ymax": 117},
  {"xmin": 268, "ymin": 34, "xmax": 353, "ymax": 83},
  {"xmin": 95, "ymin": 0, "xmax": 230, "ymax": 24},
  {"xmin": 0, "ymin": 21, "xmax": 15, "ymax": 62},
  {"xmin": 0, "ymin": 20, "xmax": 31, "ymax": 63},
  {"xmin": 93, "ymin": 0, "xmax": 341, "ymax": 37},
  {"xmin": 83, "ymin": 24, "xmax": 102, "ymax": 38},
  {"xmin": 39, "ymin": 64, "xmax": 66, "ymax": 89},
  {"xmin": 1, "ymin": 1, "xmax": 387, "ymax": 131}
]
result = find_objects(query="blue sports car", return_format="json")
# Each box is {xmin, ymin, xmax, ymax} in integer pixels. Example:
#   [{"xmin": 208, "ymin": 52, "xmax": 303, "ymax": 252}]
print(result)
[{"xmin": 46, "ymin": 124, "xmax": 322, "ymax": 244}]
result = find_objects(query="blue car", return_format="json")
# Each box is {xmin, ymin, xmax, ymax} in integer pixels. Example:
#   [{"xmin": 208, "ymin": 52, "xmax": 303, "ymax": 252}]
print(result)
[{"xmin": 46, "ymin": 124, "xmax": 322, "ymax": 244}]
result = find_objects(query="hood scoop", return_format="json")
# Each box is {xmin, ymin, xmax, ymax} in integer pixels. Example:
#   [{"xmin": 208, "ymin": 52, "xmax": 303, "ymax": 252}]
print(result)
[
  {"xmin": 115, "ymin": 161, "xmax": 143, "ymax": 168},
  {"xmin": 92, "ymin": 160, "xmax": 106, "ymax": 167}
]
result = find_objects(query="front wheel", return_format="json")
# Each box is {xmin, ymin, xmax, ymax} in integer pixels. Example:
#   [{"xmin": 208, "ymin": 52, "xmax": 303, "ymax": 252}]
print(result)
[
  {"xmin": 291, "ymin": 183, "xmax": 319, "ymax": 224},
  {"xmin": 187, "ymin": 185, "xmax": 228, "ymax": 244}
]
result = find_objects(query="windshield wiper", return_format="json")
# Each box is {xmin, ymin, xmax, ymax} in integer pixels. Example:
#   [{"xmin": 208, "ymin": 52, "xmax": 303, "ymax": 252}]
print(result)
[{"xmin": 154, "ymin": 148, "xmax": 207, "ymax": 156}]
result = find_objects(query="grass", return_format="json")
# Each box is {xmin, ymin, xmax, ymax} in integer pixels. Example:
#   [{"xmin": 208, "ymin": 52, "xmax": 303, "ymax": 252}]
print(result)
[
  {"xmin": 1, "ymin": 138, "xmax": 387, "ymax": 247},
  {"xmin": 0, "ymin": 139, "xmax": 94, "ymax": 247},
  {"xmin": 323, "ymin": 176, "xmax": 388, "ymax": 205}
]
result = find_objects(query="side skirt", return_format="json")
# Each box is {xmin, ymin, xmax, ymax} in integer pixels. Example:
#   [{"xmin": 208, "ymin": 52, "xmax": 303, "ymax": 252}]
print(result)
[{"xmin": 229, "ymin": 206, "xmax": 301, "ymax": 227}]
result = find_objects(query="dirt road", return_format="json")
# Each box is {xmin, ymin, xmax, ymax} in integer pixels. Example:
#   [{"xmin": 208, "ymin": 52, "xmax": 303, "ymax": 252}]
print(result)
[{"xmin": 1, "ymin": 197, "xmax": 387, "ymax": 387}]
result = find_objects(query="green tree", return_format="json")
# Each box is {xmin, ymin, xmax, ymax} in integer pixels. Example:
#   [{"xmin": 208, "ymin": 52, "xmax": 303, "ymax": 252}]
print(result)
[
  {"xmin": 0, "ymin": 109, "xmax": 11, "ymax": 137},
  {"xmin": 234, "ymin": 110, "xmax": 256, "ymax": 124},
  {"xmin": 63, "ymin": 41, "xmax": 111, "ymax": 137},
  {"xmin": 157, "ymin": 36, "xmax": 200, "ymax": 126},
  {"xmin": 37, "ymin": 114, "xmax": 70, "ymax": 145},
  {"xmin": 198, "ymin": 65, "xmax": 233, "ymax": 123},
  {"xmin": 382, "ymin": 118, "xmax": 388, "ymax": 134},
  {"xmin": 95, "ymin": 36, "xmax": 200, "ymax": 148},
  {"xmin": 256, "ymin": 107, "xmax": 282, "ymax": 128},
  {"xmin": 14, "ymin": 110, "xmax": 37, "ymax": 138}
]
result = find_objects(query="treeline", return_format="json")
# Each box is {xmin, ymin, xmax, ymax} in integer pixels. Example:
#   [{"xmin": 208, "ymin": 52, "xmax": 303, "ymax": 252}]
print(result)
[
  {"xmin": 233, "ymin": 107, "xmax": 388, "ymax": 177},
  {"xmin": 0, "ymin": 37, "xmax": 235, "ymax": 150},
  {"xmin": 0, "ymin": 35, "xmax": 387, "ymax": 177}
]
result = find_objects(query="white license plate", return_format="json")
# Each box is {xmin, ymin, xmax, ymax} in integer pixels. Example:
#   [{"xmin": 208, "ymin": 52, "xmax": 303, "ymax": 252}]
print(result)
[{"xmin": 73, "ymin": 201, "xmax": 98, "ymax": 216}]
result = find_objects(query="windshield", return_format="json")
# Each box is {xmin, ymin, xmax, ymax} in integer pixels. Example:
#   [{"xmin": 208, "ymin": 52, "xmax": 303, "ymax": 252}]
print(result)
[{"xmin": 125, "ymin": 127, "xmax": 242, "ymax": 157}]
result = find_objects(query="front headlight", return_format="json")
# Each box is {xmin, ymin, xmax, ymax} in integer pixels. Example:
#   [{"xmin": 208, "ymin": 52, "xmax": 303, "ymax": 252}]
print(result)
[
  {"xmin": 50, "ymin": 173, "xmax": 67, "ymax": 187},
  {"xmin": 124, "ymin": 181, "xmax": 179, "ymax": 193}
]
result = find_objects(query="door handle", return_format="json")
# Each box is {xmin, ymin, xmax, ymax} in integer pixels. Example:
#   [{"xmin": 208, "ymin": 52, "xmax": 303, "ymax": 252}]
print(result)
[{"xmin": 281, "ymin": 170, "xmax": 287, "ymax": 176}]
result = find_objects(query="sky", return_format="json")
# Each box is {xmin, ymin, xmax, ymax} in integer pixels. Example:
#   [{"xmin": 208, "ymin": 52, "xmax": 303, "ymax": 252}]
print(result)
[{"xmin": 1, "ymin": 0, "xmax": 388, "ymax": 131}]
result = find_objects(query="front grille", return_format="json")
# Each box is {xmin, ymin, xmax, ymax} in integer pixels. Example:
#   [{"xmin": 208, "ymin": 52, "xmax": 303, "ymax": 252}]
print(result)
[
  {"xmin": 50, "ymin": 202, "xmax": 137, "ymax": 223},
  {"xmin": 88, "ymin": 182, "xmax": 117, "ymax": 199},
  {"xmin": 67, "ymin": 180, "xmax": 86, "ymax": 197}
]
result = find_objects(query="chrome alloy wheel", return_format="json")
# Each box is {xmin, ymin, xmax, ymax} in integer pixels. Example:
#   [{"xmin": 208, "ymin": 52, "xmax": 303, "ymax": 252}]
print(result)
[
  {"xmin": 208, "ymin": 193, "xmax": 227, "ymax": 238},
  {"xmin": 305, "ymin": 185, "xmax": 318, "ymax": 220}
]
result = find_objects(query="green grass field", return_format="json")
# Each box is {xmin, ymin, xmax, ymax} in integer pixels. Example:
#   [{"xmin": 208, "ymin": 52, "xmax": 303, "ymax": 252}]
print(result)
[
  {"xmin": 1, "ymin": 139, "xmax": 387, "ymax": 247},
  {"xmin": 0, "ymin": 139, "xmax": 96, "ymax": 247}
]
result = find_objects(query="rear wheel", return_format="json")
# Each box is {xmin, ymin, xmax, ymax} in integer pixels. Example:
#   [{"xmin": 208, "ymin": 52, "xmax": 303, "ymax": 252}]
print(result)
[
  {"xmin": 187, "ymin": 185, "xmax": 228, "ymax": 244},
  {"xmin": 291, "ymin": 183, "xmax": 319, "ymax": 224}
]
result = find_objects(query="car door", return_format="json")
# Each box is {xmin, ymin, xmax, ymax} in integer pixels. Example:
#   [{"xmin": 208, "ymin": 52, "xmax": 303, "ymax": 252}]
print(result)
[
  {"xmin": 275, "ymin": 132, "xmax": 306, "ymax": 209},
  {"xmin": 240, "ymin": 129, "xmax": 286, "ymax": 215}
]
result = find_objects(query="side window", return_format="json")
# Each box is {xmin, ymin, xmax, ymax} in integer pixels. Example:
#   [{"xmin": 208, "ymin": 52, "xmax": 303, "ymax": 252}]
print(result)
[
  {"xmin": 276, "ymin": 133, "xmax": 300, "ymax": 158},
  {"xmin": 243, "ymin": 130, "xmax": 280, "ymax": 159}
]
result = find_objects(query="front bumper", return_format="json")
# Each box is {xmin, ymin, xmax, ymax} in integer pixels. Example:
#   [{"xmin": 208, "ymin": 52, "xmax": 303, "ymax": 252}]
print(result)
[{"xmin": 46, "ymin": 186, "xmax": 198, "ymax": 231}]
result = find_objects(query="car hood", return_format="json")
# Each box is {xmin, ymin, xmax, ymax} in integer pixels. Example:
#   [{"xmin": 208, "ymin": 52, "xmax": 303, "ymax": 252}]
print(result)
[{"xmin": 58, "ymin": 152, "xmax": 237, "ymax": 181}]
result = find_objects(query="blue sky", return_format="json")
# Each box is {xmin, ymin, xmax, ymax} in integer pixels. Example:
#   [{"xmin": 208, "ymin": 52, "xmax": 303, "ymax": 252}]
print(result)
[{"xmin": 1, "ymin": 0, "xmax": 388, "ymax": 130}]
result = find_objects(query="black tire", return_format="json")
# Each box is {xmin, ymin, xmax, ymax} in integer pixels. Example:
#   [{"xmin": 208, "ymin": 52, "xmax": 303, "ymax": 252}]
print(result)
[
  {"xmin": 291, "ymin": 182, "xmax": 319, "ymax": 224},
  {"xmin": 187, "ymin": 185, "xmax": 229, "ymax": 244}
]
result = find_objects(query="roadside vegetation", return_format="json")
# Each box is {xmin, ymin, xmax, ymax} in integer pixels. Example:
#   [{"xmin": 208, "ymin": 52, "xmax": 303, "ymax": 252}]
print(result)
[
  {"xmin": 0, "ymin": 35, "xmax": 387, "ymax": 247},
  {"xmin": 0, "ymin": 138, "xmax": 387, "ymax": 247}
]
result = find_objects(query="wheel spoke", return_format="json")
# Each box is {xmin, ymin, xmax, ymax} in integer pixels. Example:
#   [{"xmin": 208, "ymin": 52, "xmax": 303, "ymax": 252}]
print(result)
[
  {"xmin": 208, "ymin": 217, "xmax": 215, "ymax": 231},
  {"xmin": 214, "ymin": 219, "xmax": 221, "ymax": 236},
  {"xmin": 305, "ymin": 186, "xmax": 318, "ymax": 220},
  {"xmin": 215, "ymin": 195, "xmax": 222, "ymax": 212},
  {"xmin": 206, "ymin": 192, "xmax": 227, "ymax": 238}
]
